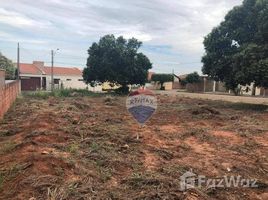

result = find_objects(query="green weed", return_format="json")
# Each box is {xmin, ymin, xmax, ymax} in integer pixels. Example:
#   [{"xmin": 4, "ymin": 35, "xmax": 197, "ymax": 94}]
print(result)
[{"xmin": 0, "ymin": 141, "xmax": 17, "ymax": 155}]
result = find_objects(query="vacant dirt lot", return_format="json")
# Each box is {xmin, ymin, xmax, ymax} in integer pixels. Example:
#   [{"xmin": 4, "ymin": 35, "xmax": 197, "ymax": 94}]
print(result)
[
  {"xmin": 0, "ymin": 94, "xmax": 267, "ymax": 200},
  {"xmin": 156, "ymin": 90, "xmax": 268, "ymax": 105}
]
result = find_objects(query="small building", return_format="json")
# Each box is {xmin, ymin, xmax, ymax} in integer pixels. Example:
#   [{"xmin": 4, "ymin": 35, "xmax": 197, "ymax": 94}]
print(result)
[{"xmin": 18, "ymin": 61, "xmax": 102, "ymax": 91}]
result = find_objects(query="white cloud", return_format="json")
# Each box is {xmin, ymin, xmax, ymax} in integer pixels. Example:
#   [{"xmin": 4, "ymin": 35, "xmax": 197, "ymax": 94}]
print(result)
[
  {"xmin": 0, "ymin": 8, "xmax": 51, "ymax": 28},
  {"xmin": 0, "ymin": 0, "xmax": 243, "ymax": 73}
]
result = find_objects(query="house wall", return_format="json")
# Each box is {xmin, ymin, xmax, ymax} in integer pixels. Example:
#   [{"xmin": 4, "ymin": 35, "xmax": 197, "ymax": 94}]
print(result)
[
  {"xmin": 241, "ymin": 83, "xmax": 254, "ymax": 96},
  {"xmin": 45, "ymin": 75, "xmax": 102, "ymax": 91},
  {"xmin": 0, "ymin": 70, "xmax": 20, "ymax": 119},
  {"xmin": 240, "ymin": 84, "xmax": 264, "ymax": 96}
]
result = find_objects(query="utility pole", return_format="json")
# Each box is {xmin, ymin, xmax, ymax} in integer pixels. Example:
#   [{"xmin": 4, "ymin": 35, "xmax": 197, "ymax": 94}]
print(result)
[
  {"xmin": 17, "ymin": 43, "xmax": 20, "ymax": 80},
  {"xmin": 51, "ymin": 49, "xmax": 59, "ymax": 91},
  {"xmin": 51, "ymin": 50, "xmax": 54, "ymax": 91}
]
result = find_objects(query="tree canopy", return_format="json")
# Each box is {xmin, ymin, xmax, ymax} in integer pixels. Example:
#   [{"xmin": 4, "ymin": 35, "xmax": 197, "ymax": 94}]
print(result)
[
  {"xmin": 202, "ymin": 0, "xmax": 268, "ymax": 93},
  {"xmin": 0, "ymin": 52, "xmax": 16, "ymax": 80},
  {"xmin": 185, "ymin": 72, "xmax": 201, "ymax": 84},
  {"xmin": 151, "ymin": 74, "xmax": 174, "ymax": 90},
  {"xmin": 83, "ymin": 35, "xmax": 152, "ymax": 89}
]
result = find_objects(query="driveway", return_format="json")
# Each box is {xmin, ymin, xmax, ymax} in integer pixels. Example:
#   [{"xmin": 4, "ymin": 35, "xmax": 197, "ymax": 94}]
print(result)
[{"xmin": 155, "ymin": 90, "xmax": 268, "ymax": 105}]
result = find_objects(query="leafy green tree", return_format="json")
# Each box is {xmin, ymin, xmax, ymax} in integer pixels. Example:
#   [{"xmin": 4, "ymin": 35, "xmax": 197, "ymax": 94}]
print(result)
[
  {"xmin": 151, "ymin": 74, "xmax": 174, "ymax": 90},
  {"xmin": 202, "ymin": 0, "xmax": 268, "ymax": 95},
  {"xmin": 0, "ymin": 52, "xmax": 15, "ymax": 80},
  {"xmin": 83, "ymin": 35, "xmax": 152, "ymax": 91},
  {"xmin": 185, "ymin": 72, "xmax": 201, "ymax": 84},
  {"xmin": 180, "ymin": 79, "xmax": 187, "ymax": 86}
]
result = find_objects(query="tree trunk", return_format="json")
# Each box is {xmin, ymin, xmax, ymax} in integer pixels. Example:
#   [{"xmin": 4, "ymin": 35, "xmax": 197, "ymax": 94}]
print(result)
[
  {"xmin": 160, "ymin": 82, "xmax": 165, "ymax": 90},
  {"xmin": 252, "ymin": 83, "xmax": 256, "ymax": 96}
]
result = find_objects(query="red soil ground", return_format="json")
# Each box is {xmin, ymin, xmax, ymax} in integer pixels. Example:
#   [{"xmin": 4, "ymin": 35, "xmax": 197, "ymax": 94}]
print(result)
[{"xmin": 0, "ymin": 95, "xmax": 267, "ymax": 199}]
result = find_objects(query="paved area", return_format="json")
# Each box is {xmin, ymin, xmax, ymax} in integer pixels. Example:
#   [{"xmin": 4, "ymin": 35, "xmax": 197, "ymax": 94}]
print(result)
[{"xmin": 155, "ymin": 90, "xmax": 268, "ymax": 105}]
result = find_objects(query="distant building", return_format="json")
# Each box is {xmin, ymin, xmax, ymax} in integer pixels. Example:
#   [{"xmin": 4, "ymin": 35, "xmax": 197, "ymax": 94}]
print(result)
[
  {"xmin": 147, "ymin": 71, "xmax": 155, "ymax": 82},
  {"xmin": 17, "ymin": 61, "xmax": 102, "ymax": 91}
]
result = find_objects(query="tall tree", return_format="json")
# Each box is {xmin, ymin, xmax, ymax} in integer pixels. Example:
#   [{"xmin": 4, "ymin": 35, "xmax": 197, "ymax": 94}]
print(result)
[
  {"xmin": 202, "ymin": 0, "xmax": 268, "ymax": 94},
  {"xmin": 151, "ymin": 74, "xmax": 174, "ymax": 90},
  {"xmin": 0, "ymin": 52, "xmax": 15, "ymax": 80},
  {"xmin": 83, "ymin": 35, "xmax": 152, "ymax": 91}
]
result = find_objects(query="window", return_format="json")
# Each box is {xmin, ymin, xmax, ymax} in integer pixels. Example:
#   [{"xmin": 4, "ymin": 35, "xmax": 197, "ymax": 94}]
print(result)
[
  {"xmin": 66, "ymin": 79, "xmax": 72, "ymax": 81},
  {"xmin": 54, "ymin": 79, "xmax": 60, "ymax": 84},
  {"xmin": 78, "ymin": 79, "xmax": 83, "ymax": 81}
]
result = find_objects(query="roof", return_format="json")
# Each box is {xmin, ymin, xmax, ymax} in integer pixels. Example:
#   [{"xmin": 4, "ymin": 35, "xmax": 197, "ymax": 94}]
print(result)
[
  {"xmin": 43, "ymin": 66, "xmax": 82, "ymax": 76},
  {"xmin": 18, "ymin": 62, "xmax": 82, "ymax": 76},
  {"xmin": 19, "ymin": 63, "xmax": 43, "ymax": 75}
]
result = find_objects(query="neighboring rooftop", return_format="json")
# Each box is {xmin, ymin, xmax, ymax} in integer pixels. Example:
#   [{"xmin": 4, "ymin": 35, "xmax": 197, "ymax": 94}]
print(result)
[
  {"xmin": 16, "ymin": 61, "xmax": 82, "ymax": 76},
  {"xmin": 148, "ymin": 71, "xmax": 155, "ymax": 81}
]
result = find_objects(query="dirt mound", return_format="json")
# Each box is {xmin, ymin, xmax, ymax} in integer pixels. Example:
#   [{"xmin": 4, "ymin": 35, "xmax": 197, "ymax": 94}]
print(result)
[{"xmin": 191, "ymin": 106, "xmax": 221, "ymax": 115}]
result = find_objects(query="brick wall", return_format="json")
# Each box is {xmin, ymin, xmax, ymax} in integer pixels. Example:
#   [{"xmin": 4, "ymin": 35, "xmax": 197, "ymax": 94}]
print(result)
[{"xmin": 0, "ymin": 70, "xmax": 20, "ymax": 119}]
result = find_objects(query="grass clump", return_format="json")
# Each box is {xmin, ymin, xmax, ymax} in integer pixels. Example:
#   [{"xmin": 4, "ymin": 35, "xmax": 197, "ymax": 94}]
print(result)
[
  {"xmin": 0, "ymin": 141, "xmax": 17, "ymax": 155},
  {"xmin": 23, "ymin": 90, "xmax": 51, "ymax": 99},
  {"xmin": 66, "ymin": 143, "xmax": 80, "ymax": 154}
]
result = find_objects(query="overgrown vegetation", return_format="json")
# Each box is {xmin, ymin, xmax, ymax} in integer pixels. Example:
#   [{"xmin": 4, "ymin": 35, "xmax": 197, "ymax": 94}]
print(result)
[
  {"xmin": 23, "ymin": 89, "xmax": 103, "ymax": 99},
  {"xmin": 0, "ymin": 52, "xmax": 16, "ymax": 80}
]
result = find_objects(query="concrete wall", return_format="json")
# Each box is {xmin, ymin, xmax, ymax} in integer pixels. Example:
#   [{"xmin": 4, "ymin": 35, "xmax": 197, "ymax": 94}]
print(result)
[
  {"xmin": 260, "ymin": 88, "xmax": 268, "ymax": 96},
  {"xmin": 0, "ymin": 70, "xmax": 20, "ymax": 119},
  {"xmin": 172, "ymin": 81, "xmax": 186, "ymax": 89},
  {"xmin": 151, "ymin": 82, "xmax": 173, "ymax": 90},
  {"xmin": 186, "ymin": 79, "xmax": 229, "ymax": 93},
  {"xmin": 215, "ymin": 81, "xmax": 228, "ymax": 93}
]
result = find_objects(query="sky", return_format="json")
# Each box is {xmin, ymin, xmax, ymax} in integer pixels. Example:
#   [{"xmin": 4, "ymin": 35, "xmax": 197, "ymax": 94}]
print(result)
[{"xmin": 0, "ymin": 0, "xmax": 243, "ymax": 75}]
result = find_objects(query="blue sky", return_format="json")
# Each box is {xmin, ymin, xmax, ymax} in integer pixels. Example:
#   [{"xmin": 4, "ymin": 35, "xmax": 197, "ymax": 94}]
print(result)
[{"xmin": 0, "ymin": 0, "xmax": 242, "ymax": 75}]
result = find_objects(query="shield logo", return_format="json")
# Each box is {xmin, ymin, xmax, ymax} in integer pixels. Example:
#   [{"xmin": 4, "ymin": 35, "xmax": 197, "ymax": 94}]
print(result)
[{"xmin": 126, "ymin": 88, "xmax": 157, "ymax": 125}]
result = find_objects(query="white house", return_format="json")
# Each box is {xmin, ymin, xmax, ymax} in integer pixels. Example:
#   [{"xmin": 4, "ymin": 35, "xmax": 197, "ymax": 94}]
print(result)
[{"xmin": 18, "ymin": 61, "xmax": 102, "ymax": 91}]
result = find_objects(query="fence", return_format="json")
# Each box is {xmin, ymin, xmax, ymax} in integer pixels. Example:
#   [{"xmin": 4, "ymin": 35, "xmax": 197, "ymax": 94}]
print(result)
[{"xmin": 0, "ymin": 69, "xmax": 20, "ymax": 119}]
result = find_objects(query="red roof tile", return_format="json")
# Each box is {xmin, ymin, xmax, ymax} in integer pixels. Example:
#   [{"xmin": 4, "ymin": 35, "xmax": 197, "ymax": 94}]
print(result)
[
  {"xmin": 19, "ymin": 63, "xmax": 43, "ymax": 75},
  {"xmin": 18, "ymin": 62, "xmax": 82, "ymax": 76},
  {"xmin": 43, "ymin": 66, "xmax": 82, "ymax": 76}
]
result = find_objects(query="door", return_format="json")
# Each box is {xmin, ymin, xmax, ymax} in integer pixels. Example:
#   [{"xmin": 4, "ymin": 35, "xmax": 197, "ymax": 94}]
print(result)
[{"xmin": 21, "ymin": 77, "xmax": 41, "ymax": 91}]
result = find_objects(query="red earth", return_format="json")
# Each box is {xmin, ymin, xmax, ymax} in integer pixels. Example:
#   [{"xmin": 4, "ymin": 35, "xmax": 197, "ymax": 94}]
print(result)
[{"xmin": 0, "ymin": 94, "xmax": 267, "ymax": 199}]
